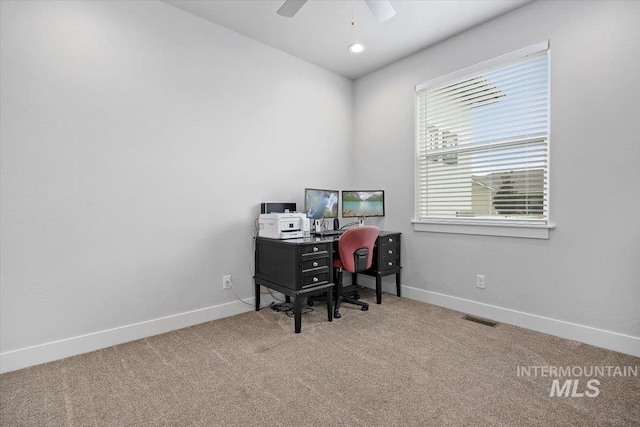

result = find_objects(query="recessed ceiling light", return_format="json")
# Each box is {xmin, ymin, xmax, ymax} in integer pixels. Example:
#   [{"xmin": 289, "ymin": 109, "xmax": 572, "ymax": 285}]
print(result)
[{"xmin": 348, "ymin": 43, "xmax": 366, "ymax": 54}]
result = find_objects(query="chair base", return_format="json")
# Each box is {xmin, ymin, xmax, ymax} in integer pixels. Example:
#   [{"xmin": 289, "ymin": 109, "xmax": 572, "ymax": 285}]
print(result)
[
  {"xmin": 334, "ymin": 270, "xmax": 369, "ymax": 318},
  {"xmin": 306, "ymin": 284, "xmax": 360, "ymax": 307},
  {"xmin": 333, "ymin": 296, "xmax": 368, "ymax": 318}
]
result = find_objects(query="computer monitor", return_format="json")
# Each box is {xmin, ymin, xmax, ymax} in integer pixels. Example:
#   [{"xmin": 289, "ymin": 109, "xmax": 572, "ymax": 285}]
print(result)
[
  {"xmin": 304, "ymin": 188, "xmax": 339, "ymax": 220},
  {"xmin": 342, "ymin": 191, "xmax": 385, "ymax": 225}
]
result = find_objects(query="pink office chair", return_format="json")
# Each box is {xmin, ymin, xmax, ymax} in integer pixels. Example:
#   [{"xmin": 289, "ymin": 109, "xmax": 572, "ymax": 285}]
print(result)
[{"xmin": 333, "ymin": 226, "xmax": 380, "ymax": 319}]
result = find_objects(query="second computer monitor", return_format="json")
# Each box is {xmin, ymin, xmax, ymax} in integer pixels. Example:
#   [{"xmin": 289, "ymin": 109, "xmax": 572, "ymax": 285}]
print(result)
[
  {"xmin": 342, "ymin": 190, "xmax": 385, "ymax": 218},
  {"xmin": 304, "ymin": 188, "xmax": 339, "ymax": 219}
]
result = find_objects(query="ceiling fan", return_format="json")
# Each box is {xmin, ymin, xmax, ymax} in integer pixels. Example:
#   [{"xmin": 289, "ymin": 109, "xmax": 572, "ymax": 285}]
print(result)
[{"xmin": 277, "ymin": 0, "xmax": 396, "ymax": 23}]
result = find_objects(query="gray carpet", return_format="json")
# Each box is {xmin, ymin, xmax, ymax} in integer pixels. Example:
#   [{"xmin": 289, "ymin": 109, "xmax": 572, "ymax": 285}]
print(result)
[{"xmin": 1, "ymin": 290, "xmax": 639, "ymax": 426}]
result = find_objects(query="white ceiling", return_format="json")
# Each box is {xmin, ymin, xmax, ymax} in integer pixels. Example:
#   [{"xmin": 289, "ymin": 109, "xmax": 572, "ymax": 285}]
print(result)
[{"xmin": 162, "ymin": 0, "xmax": 532, "ymax": 80}]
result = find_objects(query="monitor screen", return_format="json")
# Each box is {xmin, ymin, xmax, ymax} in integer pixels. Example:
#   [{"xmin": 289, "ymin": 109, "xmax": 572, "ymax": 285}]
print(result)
[
  {"xmin": 342, "ymin": 190, "xmax": 385, "ymax": 218},
  {"xmin": 304, "ymin": 188, "xmax": 339, "ymax": 219}
]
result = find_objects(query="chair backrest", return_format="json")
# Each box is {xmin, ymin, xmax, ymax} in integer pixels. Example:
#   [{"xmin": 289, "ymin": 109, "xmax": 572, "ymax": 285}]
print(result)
[{"xmin": 338, "ymin": 226, "xmax": 380, "ymax": 273}]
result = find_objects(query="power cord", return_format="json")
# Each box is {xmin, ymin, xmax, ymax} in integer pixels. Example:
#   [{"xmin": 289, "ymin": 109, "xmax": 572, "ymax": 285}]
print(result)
[
  {"xmin": 265, "ymin": 287, "xmax": 285, "ymax": 301},
  {"xmin": 269, "ymin": 301, "xmax": 313, "ymax": 318},
  {"xmin": 226, "ymin": 278, "xmax": 253, "ymax": 307},
  {"xmin": 340, "ymin": 221, "xmax": 360, "ymax": 230}
]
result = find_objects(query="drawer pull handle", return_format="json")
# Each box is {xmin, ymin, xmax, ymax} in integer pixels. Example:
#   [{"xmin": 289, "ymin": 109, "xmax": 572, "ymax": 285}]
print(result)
[
  {"xmin": 388, "ymin": 249, "xmax": 393, "ymax": 254},
  {"xmin": 388, "ymin": 238, "xmax": 393, "ymax": 243},
  {"xmin": 312, "ymin": 246, "xmax": 319, "ymax": 252},
  {"xmin": 312, "ymin": 261, "xmax": 319, "ymax": 267},
  {"xmin": 387, "ymin": 261, "xmax": 393, "ymax": 266},
  {"xmin": 313, "ymin": 277, "xmax": 319, "ymax": 283}
]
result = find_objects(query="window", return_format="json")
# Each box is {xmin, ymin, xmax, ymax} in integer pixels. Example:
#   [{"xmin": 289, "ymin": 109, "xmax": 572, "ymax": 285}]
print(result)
[{"xmin": 414, "ymin": 42, "xmax": 551, "ymax": 237}]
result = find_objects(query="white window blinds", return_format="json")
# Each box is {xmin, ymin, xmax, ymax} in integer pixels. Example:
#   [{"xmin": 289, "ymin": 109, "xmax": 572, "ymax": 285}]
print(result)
[{"xmin": 415, "ymin": 43, "xmax": 550, "ymax": 224}]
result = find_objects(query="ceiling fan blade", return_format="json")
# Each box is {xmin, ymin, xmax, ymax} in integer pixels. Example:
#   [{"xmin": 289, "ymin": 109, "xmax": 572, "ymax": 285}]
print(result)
[
  {"xmin": 364, "ymin": 0, "xmax": 396, "ymax": 23},
  {"xmin": 277, "ymin": 0, "xmax": 308, "ymax": 18}
]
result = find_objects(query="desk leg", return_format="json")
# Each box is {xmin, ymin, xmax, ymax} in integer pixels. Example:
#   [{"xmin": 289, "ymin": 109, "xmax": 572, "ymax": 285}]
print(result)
[
  {"xmin": 327, "ymin": 287, "xmax": 333, "ymax": 322},
  {"xmin": 294, "ymin": 297, "xmax": 302, "ymax": 333},
  {"xmin": 396, "ymin": 272, "xmax": 401, "ymax": 298},
  {"xmin": 255, "ymin": 283, "xmax": 260, "ymax": 311},
  {"xmin": 376, "ymin": 275, "xmax": 382, "ymax": 304}
]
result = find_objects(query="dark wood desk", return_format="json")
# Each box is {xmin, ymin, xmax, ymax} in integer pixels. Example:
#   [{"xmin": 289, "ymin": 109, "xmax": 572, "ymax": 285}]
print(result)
[
  {"xmin": 254, "ymin": 231, "xmax": 402, "ymax": 332},
  {"xmin": 254, "ymin": 236, "xmax": 335, "ymax": 333},
  {"xmin": 357, "ymin": 232, "xmax": 402, "ymax": 304}
]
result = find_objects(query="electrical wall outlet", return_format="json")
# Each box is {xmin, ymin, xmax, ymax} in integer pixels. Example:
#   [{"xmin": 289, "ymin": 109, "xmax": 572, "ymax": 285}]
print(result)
[
  {"xmin": 476, "ymin": 274, "xmax": 485, "ymax": 289},
  {"xmin": 223, "ymin": 275, "xmax": 232, "ymax": 289}
]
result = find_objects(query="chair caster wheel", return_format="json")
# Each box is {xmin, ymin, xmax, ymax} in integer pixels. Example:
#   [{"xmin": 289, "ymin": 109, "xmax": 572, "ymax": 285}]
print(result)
[
  {"xmin": 361, "ymin": 306, "xmax": 369, "ymax": 311},
  {"xmin": 307, "ymin": 300, "xmax": 314, "ymax": 307},
  {"xmin": 334, "ymin": 311, "xmax": 341, "ymax": 319}
]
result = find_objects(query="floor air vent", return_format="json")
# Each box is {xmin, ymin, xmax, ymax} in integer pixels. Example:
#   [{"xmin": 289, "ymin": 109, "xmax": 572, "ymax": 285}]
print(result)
[{"xmin": 462, "ymin": 315, "xmax": 498, "ymax": 327}]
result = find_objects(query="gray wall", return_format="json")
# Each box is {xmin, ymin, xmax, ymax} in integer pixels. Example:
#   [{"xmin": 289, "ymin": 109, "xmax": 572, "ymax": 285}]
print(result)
[
  {"xmin": 353, "ymin": 0, "xmax": 640, "ymax": 344},
  {"xmin": 0, "ymin": 0, "xmax": 353, "ymax": 358}
]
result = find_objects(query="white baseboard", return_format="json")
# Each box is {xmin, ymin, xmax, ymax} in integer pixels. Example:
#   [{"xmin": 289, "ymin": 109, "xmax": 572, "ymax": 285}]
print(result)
[
  {"xmin": 0, "ymin": 295, "xmax": 277, "ymax": 374},
  {"xmin": 399, "ymin": 285, "xmax": 640, "ymax": 358}
]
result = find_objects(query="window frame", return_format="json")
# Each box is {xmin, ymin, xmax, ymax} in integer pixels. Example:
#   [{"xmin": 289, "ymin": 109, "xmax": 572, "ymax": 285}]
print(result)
[{"xmin": 413, "ymin": 41, "xmax": 554, "ymax": 239}]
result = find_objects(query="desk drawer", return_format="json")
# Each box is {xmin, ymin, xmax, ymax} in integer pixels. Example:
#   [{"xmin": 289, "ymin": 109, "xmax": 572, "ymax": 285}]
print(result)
[
  {"xmin": 302, "ymin": 257, "xmax": 329, "ymax": 271},
  {"xmin": 302, "ymin": 270, "xmax": 330, "ymax": 288},
  {"xmin": 301, "ymin": 243, "xmax": 330, "ymax": 256},
  {"xmin": 380, "ymin": 245, "xmax": 399, "ymax": 257},
  {"xmin": 380, "ymin": 235, "xmax": 399, "ymax": 246},
  {"xmin": 379, "ymin": 256, "xmax": 400, "ymax": 272}
]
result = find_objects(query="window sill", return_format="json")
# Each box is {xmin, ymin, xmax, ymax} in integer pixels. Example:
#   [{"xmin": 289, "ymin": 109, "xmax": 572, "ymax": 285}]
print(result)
[{"xmin": 412, "ymin": 220, "xmax": 555, "ymax": 239}]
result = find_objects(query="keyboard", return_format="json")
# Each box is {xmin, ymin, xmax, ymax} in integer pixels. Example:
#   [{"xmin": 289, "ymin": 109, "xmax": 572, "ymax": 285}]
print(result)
[{"xmin": 315, "ymin": 229, "xmax": 344, "ymax": 237}]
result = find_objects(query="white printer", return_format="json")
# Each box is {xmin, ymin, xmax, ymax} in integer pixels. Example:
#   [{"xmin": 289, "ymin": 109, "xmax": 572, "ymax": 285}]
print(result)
[{"xmin": 258, "ymin": 213, "xmax": 310, "ymax": 239}]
